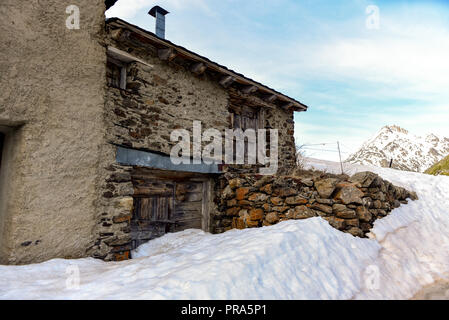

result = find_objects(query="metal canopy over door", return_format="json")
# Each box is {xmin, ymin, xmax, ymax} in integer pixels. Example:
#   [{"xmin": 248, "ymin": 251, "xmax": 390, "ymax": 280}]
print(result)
[{"xmin": 131, "ymin": 170, "xmax": 210, "ymax": 252}]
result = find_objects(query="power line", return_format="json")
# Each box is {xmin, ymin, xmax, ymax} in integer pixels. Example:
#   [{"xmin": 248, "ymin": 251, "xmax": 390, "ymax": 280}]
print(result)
[{"xmin": 301, "ymin": 147, "xmax": 350, "ymax": 153}]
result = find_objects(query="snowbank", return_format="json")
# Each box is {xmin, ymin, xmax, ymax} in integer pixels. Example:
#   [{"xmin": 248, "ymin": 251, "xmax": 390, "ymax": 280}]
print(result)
[{"xmin": 0, "ymin": 159, "xmax": 448, "ymax": 300}]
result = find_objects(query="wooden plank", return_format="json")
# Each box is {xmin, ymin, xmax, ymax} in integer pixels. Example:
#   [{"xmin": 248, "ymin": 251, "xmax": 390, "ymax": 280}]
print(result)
[
  {"xmin": 174, "ymin": 201, "xmax": 202, "ymax": 212},
  {"xmin": 120, "ymin": 66, "xmax": 127, "ymax": 90},
  {"xmin": 219, "ymin": 75, "xmax": 235, "ymax": 88},
  {"xmin": 158, "ymin": 47, "xmax": 177, "ymax": 61},
  {"xmin": 202, "ymin": 180, "xmax": 211, "ymax": 232},
  {"xmin": 190, "ymin": 62, "xmax": 207, "ymax": 75},
  {"xmin": 173, "ymin": 219, "xmax": 202, "ymax": 232},
  {"xmin": 264, "ymin": 94, "xmax": 277, "ymax": 103},
  {"xmin": 184, "ymin": 192, "xmax": 203, "ymax": 202},
  {"xmin": 241, "ymin": 85, "xmax": 258, "ymax": 94}
]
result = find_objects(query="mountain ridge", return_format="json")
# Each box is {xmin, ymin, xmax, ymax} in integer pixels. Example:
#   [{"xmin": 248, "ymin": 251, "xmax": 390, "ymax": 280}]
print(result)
[{"xmin": 346, "ymin": 125, "xmax": 449, "ymax": 172}]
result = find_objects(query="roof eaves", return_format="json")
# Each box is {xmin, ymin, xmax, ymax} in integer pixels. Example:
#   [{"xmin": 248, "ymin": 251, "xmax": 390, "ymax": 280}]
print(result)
[{"xmin": 106, "ymin": 17, "xmax": 309, "ymax": 112}]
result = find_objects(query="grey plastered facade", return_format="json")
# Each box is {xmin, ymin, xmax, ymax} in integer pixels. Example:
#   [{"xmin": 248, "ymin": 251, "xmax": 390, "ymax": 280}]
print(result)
[{"xmin": 0, "ymin": 1, "xmax": 308, "ymax": 264}]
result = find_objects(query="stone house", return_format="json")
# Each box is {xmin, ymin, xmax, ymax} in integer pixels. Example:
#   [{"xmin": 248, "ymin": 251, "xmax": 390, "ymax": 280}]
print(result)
[{"xmin": 0, "ymin": 1, "xmax": 307, "ymax": 264}]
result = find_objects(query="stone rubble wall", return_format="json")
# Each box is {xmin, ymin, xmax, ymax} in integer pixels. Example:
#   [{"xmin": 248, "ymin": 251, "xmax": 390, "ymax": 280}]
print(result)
[
  {"xmin": 214, "ymin": 170, "xmax": 418, "ymax": 237},
  {"xmin": 91, "ymin": 28, "xmax": 299, "ymax": 260}
]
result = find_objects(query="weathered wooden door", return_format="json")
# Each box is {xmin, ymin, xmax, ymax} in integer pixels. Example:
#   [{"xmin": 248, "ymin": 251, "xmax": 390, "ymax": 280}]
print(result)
[{"xmin": 131, "ymin": 177, "xmax": 208, "ymax": 251}]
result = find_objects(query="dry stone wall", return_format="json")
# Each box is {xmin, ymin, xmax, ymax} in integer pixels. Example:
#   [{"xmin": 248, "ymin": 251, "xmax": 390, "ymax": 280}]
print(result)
[{"xmin": 214, "ymin": 170, "xmax": 418, "ymax": 237}]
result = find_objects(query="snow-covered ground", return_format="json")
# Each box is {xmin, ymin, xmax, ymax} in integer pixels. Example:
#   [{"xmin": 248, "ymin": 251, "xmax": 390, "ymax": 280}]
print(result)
[{"xmin": 0, "ymin": 158, "xmax": 448, "ymax": 300}]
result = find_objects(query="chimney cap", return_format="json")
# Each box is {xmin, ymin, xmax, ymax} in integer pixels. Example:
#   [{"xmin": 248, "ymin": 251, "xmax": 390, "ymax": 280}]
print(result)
[{"xmin": 148, "ymin": 5, "xmax": 169, "ymax": 17}]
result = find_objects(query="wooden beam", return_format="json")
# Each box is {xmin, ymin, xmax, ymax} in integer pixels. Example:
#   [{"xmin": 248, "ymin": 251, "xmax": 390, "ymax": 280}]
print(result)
[
  {"xmin": 190, "ymin": 62, "xmax": 207, "ymax": 75},
  {"xmin": 219, "ymin": 75, "xmax": 235, "ymax": 88},
  {"xmin": 241, "ymin": 85, "xmax": 258, "ymax": 94},
  {"xmin": 264, "ymin": 94, "xmax": 277, "ymax": 103},
  {"xmin": 281, "ymin": 103, "xmax": 294, "ymax": 111},
  {"xmin": 158, "ymin": 47, "xmax": 177, "ymax": 61},
  {"xmin": 120, "ymin": 66, "xmax": 127, "ymax": 90},
  {"xmin": 110, "ymin": 28, "xmax": 122, "ymax": 40}
]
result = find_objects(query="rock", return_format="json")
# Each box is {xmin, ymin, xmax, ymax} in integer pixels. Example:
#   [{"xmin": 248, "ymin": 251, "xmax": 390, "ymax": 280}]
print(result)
[
  {"xmin": 285, "ymin": 195, "xmax": 308, "ymax": 205},
  {"xmin": 260, "ymin": 184, "xmax": 273, "ymax": 194},
  {"xmin": 226, "ymin": 207, "xmax": 240, "ymax": 216},
  {"xmin": 362, "ymin": 197, "xmax": 373, "ymax": 208},
  {"xmin": 247, "ymin": 219, "xmax": 260, "ymax": 228},
  {"xmin": 232, "ymin": 217, "xmax": 246, "ymax": 229},
  {"xmin": 333, "ymin": 204, "xmax": 357, "ymax": 219},
  {"xmin": 371, "ymin": 176, "xmax": 383, "ymax": 188},
  {"xmin": 356, "ymin": 206, "xmax": 372, "ymax": 222},
  {"xmin": 238, "ymin": 209, "xmax": 248, "ymax": 217},
  {"xmin": 371, "ymin": 192, "xmax": 386, "ymax": 201},
  {"xmin": 229, "ymin": 178, "xmax": 244, "ymax": 189},
  {"xmin": 293, "ymin": 205, "xmax": 316, "ymax": 219},
  {"xmin": 114, "ymin": 197, "xmax": 134, "ymax": 212},
  {"xmin": 253, "ymin": 176, "xmax": 273, "ymax": 189},
  {"xmin": 236, "ymin": 187, "xmax": 250, "ymax": 200},
  {"xmin": 238, "ymin": 200, "xmax": 251, "ymax": 206},
  {"xmin": 249, "ymin": 208, "xmax": 264, "ymax": 221},
  {"xmin": 324, "ymin": 217, "xmax": 346, "ymax": 230},
  {"xmin": 345, "ymin": 218, "xmax": 360, "ymax": 227},
  {"xmin": 349, "ymin": 171, "xmax": 378, "ymax": 188},
  {"xmin": 392, "ymin": 200, "xmax": 401, "ymax": 209},
  {"xmin": 300, "ymin": 179, "xmax": 314, "ymax": 187},
  {"xmin": 315, "ymin": 178, "xmax": 339, "ymax": 198},
  {"xmin": 270, "ymin": 197, "xmax": 283, "ymax": 206},
  {"xmin": 222, "ymin": 185, "xmax": 234, "ymax": 199},
  {"xmin": 334, "ymin": 184, "xmax": 364, "ymax": 205},
  {"xmin": 113, "ymin": 214, "xmax": 132, "ymax": 223},
  {"xmin": 377, "ymin": 209, "xmax": 387, "ymax": 217},
  {"xmin": 262, "ymin": 203, "xmax": 271, "ymax": 212},
  {"xmin": 410, "ymin": 191, "xmax": 418, "ymax": 200},
  {"xmin": 347, "ymin": 227, "xmax": 364, "ymax": 237},
  {"xmin": 265, "ymin": 212, "xmax": 280, "ymax": 224},
  {"xmin": 373, "ymin": 200, "xmax": 382, "ymax": 209},
  {"xmin": 316, "ymin": 198, "xmax": 334, "ymax": 205},
  {"xmin": 272, "ymin": 206, "xmax": 290, "ymax": 213},
  {"xmin": 248, "ymin": 193, "xmax": 268, "ymax": 202},
  {"xmin": 310, "ymin": 203, "xmax": 333, "ymax": 215},
  {"xmin": 286, "ymin": 209, "xmax": 295, "ymax": 219},
  {"xmin": 360, "ymin": 223, "xmax": 372, "ymax": 232},
  {"xmin": 277, "ymin": 187, "xmax": 298, "ymax": 197}
]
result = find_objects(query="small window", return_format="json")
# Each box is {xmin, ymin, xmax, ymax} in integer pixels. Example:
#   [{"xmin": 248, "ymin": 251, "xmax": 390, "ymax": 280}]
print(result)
[
  {"xmin": 106, "ymin": 58, "xmax": 127, "ymax": 90},
  {"xmin": 230, "ymin": 106, "xmax": 260, "ymax": 130}
]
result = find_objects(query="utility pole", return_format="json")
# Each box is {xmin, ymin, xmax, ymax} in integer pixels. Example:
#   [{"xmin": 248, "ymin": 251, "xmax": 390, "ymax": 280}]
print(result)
[{"xmin": 337, "ymin": 141, "xmax": 344, "ymax": 174}]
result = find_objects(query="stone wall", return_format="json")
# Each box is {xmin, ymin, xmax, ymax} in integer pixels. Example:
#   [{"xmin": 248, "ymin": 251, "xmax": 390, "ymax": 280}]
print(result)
[
  {"xmin": 214, "ymin": 170, "xmax": 418, "ymax": 237},
  {"xmin": 104, "ymin": 24, "xmax": 296, "ymax": 170},
  {"xmin": 90, "ymin": 24, "xmax": 299, "ymax": 260}
]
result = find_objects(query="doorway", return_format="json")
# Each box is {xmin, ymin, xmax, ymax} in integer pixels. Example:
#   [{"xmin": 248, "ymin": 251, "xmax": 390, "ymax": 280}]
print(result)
[{"xmin": 130, "ymin": 168, "xmax": 211, "ymax": 251}]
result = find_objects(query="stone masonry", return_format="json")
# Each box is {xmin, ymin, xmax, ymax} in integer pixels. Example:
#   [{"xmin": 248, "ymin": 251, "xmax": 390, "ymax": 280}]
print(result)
[{"xmin": 214, "ymin": 170, "xmax": 418, "ymax": 237}]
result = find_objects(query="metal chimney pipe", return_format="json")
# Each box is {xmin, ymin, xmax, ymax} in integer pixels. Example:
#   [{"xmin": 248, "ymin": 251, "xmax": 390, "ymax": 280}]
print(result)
[{"xmin": 148, "ymin": 6, "xmax": 169, "ymax": 39}]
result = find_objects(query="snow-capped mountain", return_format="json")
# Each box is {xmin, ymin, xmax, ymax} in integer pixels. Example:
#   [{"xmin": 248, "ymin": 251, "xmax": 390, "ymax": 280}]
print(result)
[{"xmin": 346, "ymin": 125, "xmax": 449, "ymax": 172}]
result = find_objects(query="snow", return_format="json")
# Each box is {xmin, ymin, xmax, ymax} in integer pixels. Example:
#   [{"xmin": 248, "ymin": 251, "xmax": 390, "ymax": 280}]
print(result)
[{"xmin": 1, "ymin": 159, "xmax": 449, "ymax": 300}]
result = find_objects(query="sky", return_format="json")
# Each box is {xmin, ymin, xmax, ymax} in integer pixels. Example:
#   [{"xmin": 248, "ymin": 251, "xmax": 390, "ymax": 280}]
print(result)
[{"xmin": 106, "ymin": 0, "xmax": 449, "ymax": 161}]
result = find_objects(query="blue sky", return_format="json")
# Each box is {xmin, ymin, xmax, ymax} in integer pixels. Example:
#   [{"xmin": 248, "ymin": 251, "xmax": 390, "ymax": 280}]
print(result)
[{"xmin": 107, "ymin": 0, "xmax": 449, "ymax": 161}]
